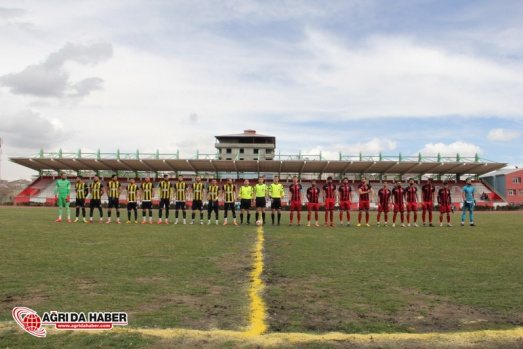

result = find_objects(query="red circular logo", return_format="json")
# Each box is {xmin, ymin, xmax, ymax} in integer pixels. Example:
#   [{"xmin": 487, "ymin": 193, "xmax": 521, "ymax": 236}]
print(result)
[{"xmin": 23, "ymin": 314, "xmax": 41, "ymax": 332}]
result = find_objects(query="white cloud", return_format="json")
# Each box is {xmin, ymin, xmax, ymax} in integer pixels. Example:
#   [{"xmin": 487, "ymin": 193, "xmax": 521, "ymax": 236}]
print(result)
[
  {"xmin": 0, "ymin": 109, "xmax": 68, "ymax": 149},
  {"xmin": 0, "ymin": 42, "xmax": 112, "ymax": 98},
  {"xmin": 487, "ymin": 128, "xmax": 521, "ymax": 142},
  {"xmin": 304, "ymin": 138, "xmax": 397, "ymax": 160},
  {"xmin": 417, "ymin": 141, "xmax": 482, "ymax": 157}
]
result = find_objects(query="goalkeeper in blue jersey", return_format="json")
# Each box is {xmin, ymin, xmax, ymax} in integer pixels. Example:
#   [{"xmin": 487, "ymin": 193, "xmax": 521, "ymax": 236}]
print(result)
[
  {"xmin": 461, "ymin": 178, "xmax": 476, "ymax": 226},
  {"xmin": 55, "ymin": 172, "xmax": 72, "ymax": 223}
]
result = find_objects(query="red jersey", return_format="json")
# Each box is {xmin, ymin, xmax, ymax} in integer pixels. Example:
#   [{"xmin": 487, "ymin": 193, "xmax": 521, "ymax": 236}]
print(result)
[
  {"xmin": 421, "ymin": 184, "xmax": 435, "ymax": 202},
  {"xmin": 438, "ymin": 188, "xmax": 452, "ymax": 206},
  {"xmin": 323, "ymin": 183, "xmax": 336, "ymax": 199},
  {"xmin": 378, "ymin": 188, "xmax": 392, "ymax": 206},
  {"xmin": 358, "ymin": 183, "xmax": 372, "ymax": 201},
  {"xmin": 307, "ymin": 186, "xmax": 320, "ymax": 203},
  {"xmin": 338, "ymin": 184, "xmax": 352, "ymax": 201},
  {"xmin": 392, "ymin": 187, "xmax": 405, "ymax": 205},
  {"xmin": 289, "ymin": 183, "xmax": 302, "ymax": 202},
  {"xmin": 404, "ymin": 185, "xmax": 418, "ymax": 203}
]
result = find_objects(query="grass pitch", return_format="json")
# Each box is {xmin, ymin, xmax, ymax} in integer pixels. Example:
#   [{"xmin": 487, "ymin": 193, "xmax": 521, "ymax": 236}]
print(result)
[{"xmin": 1, "ymin": 207, "xmax": 522, "ymax": 348}]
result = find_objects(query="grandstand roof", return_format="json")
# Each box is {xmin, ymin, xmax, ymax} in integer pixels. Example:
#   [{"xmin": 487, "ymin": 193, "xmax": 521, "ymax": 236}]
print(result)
[{"xmin": 10, "ymin": 157, "xmax": 506, "ymax": 176}]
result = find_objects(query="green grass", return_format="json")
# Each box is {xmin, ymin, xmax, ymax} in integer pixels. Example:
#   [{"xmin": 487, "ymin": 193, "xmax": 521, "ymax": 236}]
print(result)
[{"xmin": 1, "ymin": 207, "xmax": 522, "ymax": 348}]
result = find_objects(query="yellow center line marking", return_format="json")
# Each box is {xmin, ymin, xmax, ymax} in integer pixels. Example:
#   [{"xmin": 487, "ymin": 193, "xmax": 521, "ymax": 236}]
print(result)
[{"xmin": 244, "ymin": 225, "xmax": 267, "ymax": 336}]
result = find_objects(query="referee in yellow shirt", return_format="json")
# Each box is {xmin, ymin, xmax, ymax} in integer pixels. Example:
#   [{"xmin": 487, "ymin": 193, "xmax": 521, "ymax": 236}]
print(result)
[
  {"xmin": 269, "ymin": 175, "xmax": 285, "ymax": 225},
  {"xmin": 254, "ymin": 177, "xmax": 268, "ymax": 224},
  {"xmin": 238, "ymin": 179, "xmax": 253, "ymax": 225}
]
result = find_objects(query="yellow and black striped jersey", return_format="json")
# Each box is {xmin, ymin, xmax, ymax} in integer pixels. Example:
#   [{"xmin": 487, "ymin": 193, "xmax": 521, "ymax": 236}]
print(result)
[
  {"xmin": 127, "ymin": 184, "xmax": 138, "ymax": 202},
  {"xmin": 89, "ymin": 181, "xmax": 103, "ymax": 200},
  {"xmin": 141, "ymin": 182, "xmax": 154, "ymax": 201},
  {"xmin": 158, "ymin": 180, "xmax": 173, "ymax": 199},
  {"xmin": 192, "ymin": 182, "xmax": 204, "ymax": 201},
  {"xmin": 75, "ymin": 182, "xmax": 87, "ymax": 199},
  {"xmin": 174, "ymin": 181, "xmax": 187, "ymax": 201},
  {"xmin": 107, "ymin": 180, "xmax": 121, "ymax": 199},
  {"xmin": 222, "ymin": 183, "xmax": 236, "ymax": 202},
  {"xmin": 207, "ymin": 185, "xmax": 220, "ymax": 200},
  {"xmin": 269, "ymin": 183, "xmax": 284, "ymax": 199},
  {"xmin": 239, "ymin": 186, "xmax": 253, "ymax": 200}
]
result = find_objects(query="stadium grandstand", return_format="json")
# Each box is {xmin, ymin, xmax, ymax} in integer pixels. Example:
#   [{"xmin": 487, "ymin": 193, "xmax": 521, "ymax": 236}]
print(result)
[{"xmin": 10, "ymin": 148, "xmax": 507, "ymax": 208}]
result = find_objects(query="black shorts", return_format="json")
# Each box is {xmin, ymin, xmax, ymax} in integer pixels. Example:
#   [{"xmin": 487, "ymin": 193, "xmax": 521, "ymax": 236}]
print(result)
[
  {"xmin": 108, "ymin": 198, "xmax": 119, "ymax": 209},
  {"xmin": 208, "ymin": 200, "xmax": 219, "ymax": 212},
  {"xmin": 224, "ymin": 202, "xmax": 235, "ymax": 210},
  {"xmin": 76, "ymin": 198, "xmax": 85, "ymax": 207},
  {"xmin": 255, "ymin": 197, "xmax": 266, "ymax": 208},
  {"xmin": 127, "ymin": 202, "xmax": 137, "ymax": 210},
  {"xmin": 192, "ymin": 200, "xmax": 203, "ymax": 210},
  {"xmin": 90, "ymin": 199, "xmax": 102, "ymax": 209},
  {"xmin": 159, "ymin": 198, "xmax": 171, "ymax": 209},
  {"xmin": 142, "ymin": 201, "xmax": 153, "ymax": 210},
  {"xmin": 240, "ymin": 199, "xmax": 251, "ymax": 210},
  {"xmin": 175, "ymin": 201, "xmax": 186, "ymax": 210},
  {"xmin": 271, "ymin": 198, "xmax": 282, "ymax": 210}
]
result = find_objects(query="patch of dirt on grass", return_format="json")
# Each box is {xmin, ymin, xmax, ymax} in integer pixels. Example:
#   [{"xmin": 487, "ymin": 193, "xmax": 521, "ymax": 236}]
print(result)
[
  {"xmin": 1, "ymin": 286, "xmax": 50, "ymax": 313},
  {"xmin": 132, "ymin": 288, "xmax": 245, "ymax": 331},
  {"xmin": 266, "ymin": 274, "xmax": 523, "ymax": 334},
  {"xmin": 135, "ymin": 276, "xmax": 171, "ymax": 283},
  {"xmin": 392, "ymin": 288, "xmax": 523, "ymax": 333}
]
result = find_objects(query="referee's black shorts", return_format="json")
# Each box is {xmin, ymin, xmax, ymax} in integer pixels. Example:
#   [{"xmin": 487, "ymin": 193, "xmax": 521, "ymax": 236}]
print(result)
[
  {"xmin": 255, "ymin": 197, "xmax": 266, "ymax": 208},
  {"xmin": 271, "ymin": 198, "xmax": 282, "ymax": 210},
  {"xmin": 240, "ymin": 199, "xmax": 251, "ymax": 210}
]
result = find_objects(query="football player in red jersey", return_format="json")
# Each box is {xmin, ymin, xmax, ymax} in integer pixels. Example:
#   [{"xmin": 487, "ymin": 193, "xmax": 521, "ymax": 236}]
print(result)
[
  {"xmin": 338, "ymin": 177, "xmax": 352, "ymax": 227},
  {"xmin": 288, "ymin": 176, "xmax": 303, "ymax": 226},
  {"xmin": 421, "ymin": 178, "xmax": 436, "ymax": 227},
  {"xmin": 323, "ymin": 176, "xmax": 337, "ymax": 227},
  {"xmin": 404, "ymin": 178, "xmax": 419, "ymax": 227},
  {"xmin": 392, "ymin": 180, "xmax": 406, "ymax": 227},
  {"xmin": 307, "ymin": 180, "xmax": 321, "ymax": 227},
  {"xmin": 377, "ymin": 181, "xmax": 392, "ymax": 226},
  {"xmin": 357, "ymin": 176, "xmax": 373, "ymax": 227}
]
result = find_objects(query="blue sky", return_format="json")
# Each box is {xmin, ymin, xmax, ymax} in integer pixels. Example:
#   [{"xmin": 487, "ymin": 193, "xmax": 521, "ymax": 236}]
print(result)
[{"xmin": 0, "ymin": 0, "xmax": 522, "ymax": 179}]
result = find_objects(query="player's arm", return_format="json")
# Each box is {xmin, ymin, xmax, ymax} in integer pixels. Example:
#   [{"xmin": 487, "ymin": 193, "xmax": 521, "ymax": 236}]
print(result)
[
  {"xmin": 461, "ymin": 188, "xmax": 466, "ymax": 202},
  {"xmin": 370, "ymin": 187, "xmax": 375, "ymax": 201}
]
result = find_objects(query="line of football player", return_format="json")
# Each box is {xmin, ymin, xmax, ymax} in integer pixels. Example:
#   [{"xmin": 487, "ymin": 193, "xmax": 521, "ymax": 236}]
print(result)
[{"xmin": 60, "ymin": 174, "xmax": 475, "ymax": 227}]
